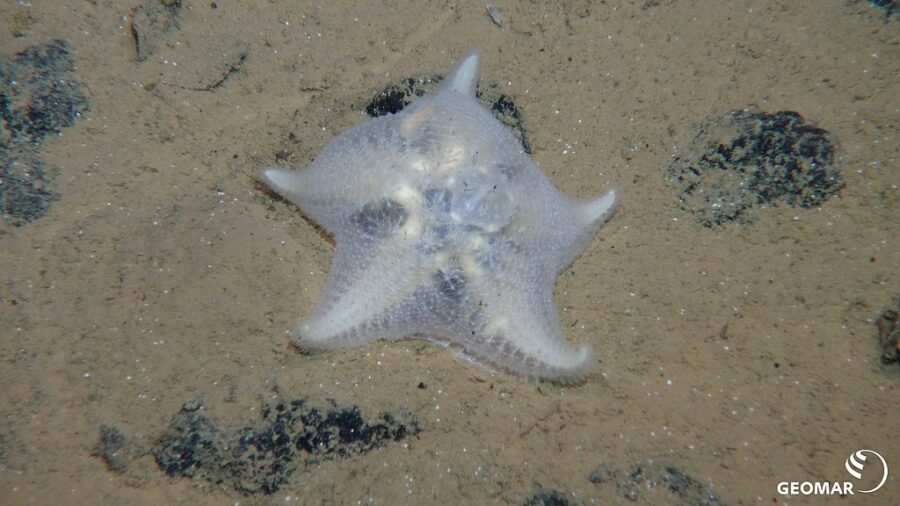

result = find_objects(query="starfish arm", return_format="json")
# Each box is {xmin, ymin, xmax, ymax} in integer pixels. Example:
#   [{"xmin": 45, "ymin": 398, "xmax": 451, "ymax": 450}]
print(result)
[
  {"xmin": 259, "ymin": 115, "xmax": 414, "ymax": 234},
  {"xmin": 440, "ymin": 51, "xmax": 480, "ymax": 97},
  {"xmin": 259, "ymin": 165, "xmax": 353, "ymax": 233},
  {"xmin": 458, "ymin": 272, "xmax": 596, "ymax": 383},
  {"xmin": 293, "ymin": 238, "xmax": 429, "ymax": 350},
  {"xmin": 505, "ymin": 184, "xmax": 619, "ymax": 277},
  {"xmin": 556, "ymin": 187, "xmax": 620, "ymax": 269},
  {"xmin": 578, "ymin": 187, "xmax": 619, "ymax": 229}
]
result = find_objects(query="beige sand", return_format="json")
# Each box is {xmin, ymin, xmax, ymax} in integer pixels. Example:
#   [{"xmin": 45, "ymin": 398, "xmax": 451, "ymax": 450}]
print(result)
[{"xmin": 1, "ymin": 1, "xmax": 897, "ymax": 504}]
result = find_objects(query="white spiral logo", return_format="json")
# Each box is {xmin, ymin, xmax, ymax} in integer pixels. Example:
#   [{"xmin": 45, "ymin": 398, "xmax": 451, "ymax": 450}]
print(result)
[{"xmin": 844, "ymin": 449, "xmax": 889, "ymax": 494}]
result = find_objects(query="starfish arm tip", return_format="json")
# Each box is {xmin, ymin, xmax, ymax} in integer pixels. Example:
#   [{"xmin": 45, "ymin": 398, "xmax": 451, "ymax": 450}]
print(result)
[
  {"xmin": 258, "ymin": 166, "xmax": 296, "ymax": 197},
  {"xmin": 582, "ymin": 187, "xmax": 620, "ymax": 226},
  {"xmin": 544, "ymin": 343, "xmax": 596, "ymax": 384},
  {"xmin": 291, "ymin": 321, "xmax": 336, "ymax": 351},
  {"xmin": 443, "ymin": 50, "xmax": 481, "ymax": 96}
]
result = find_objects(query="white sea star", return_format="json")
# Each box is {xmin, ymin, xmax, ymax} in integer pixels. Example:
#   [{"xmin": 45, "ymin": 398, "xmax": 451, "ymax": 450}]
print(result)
[{"xmin": 260, "ymin": 52, "xmax": 619, "ymax": 382}]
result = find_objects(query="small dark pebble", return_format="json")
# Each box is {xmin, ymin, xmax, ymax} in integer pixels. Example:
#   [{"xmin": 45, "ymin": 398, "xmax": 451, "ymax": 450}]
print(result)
[
  {"xmin": 365, "ymin": 77, "xmax": 432, "ymax": 117},
  {"xmin": 874, "ymin": 296, "xmax": 900, "ymax": 370},
  {"xmin": 587, "ymin": 463, "xmax": 616, "ymax": 485},
  {"xmin": 153, "ymin": 401, "xmax": 221, "ymax": 480},
  {"xmin": 523, "ymin": 488, "xmax": 579, "ymax": 506},
  {"xmin": 92, "ymin": 425, "xmax": 129, "ymax": 473}
]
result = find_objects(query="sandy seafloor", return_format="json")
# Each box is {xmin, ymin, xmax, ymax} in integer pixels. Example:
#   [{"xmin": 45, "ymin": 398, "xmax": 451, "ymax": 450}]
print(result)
[{"xmin": 1, "ymin": 1, "xmax": 898, "ymax": 505}]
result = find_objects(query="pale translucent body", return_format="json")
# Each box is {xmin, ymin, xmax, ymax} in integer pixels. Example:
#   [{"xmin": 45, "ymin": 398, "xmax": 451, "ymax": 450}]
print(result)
[{"xmin": 260, "ymin": 52, "xmax": 618, "ymax": 382}]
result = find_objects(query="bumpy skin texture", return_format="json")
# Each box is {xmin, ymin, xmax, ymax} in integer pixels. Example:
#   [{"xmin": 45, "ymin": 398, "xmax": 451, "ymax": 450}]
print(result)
[{"xmin": 260, "ymin": 52, "xmax": 618, "ymax": 383}]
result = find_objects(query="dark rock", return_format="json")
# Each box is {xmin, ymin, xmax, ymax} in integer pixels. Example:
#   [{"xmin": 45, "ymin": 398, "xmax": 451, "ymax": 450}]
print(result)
[
  {"xmin": 588, "ymin": 460, "xmax": 730, "ymax": 505},
  {"xmin": 153, "ymin": 401, "xmax": 223, "ymax": 479},
  {"xmin": 865, "ymin": 0, "xmax": 898, "ymax": 19},
  {"xmin": 0, "ymin": 39, "xmax": 88, "ymax": 228},
  {"xmin": 151, "ymin": 388, "xmax": 419, "ymax": 495},
  {"xmin": 365, "ymin": 75, "xmax": 532, "ymax": 154},
  {"xmin": 1, "ymin": 40, "xmax": 87, "ymax": 141},
  {"xmin": 666, "ymin": 109, "xmax": 842, "ymax": 227}
]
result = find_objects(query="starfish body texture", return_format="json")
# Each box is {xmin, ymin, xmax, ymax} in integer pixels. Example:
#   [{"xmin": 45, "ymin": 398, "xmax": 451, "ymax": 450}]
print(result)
[{"xmin": 260, "ymin": 52, "xmax": 618, "ymax": 382}]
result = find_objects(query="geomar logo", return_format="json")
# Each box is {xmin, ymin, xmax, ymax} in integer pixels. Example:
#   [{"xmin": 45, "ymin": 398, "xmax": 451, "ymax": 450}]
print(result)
[
  {"xmin": 844, "ymin": 449, "xmax": 888, "ymax": 494},
  {"xmin": 776, "ymin": 449, "xmax": 889, "ymax": 496}
]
